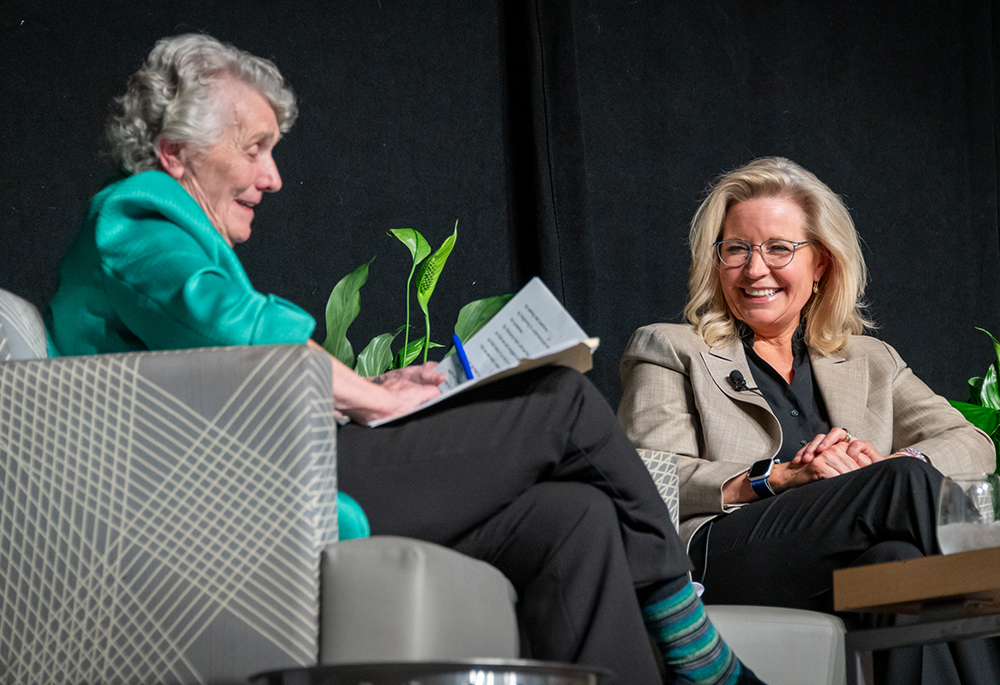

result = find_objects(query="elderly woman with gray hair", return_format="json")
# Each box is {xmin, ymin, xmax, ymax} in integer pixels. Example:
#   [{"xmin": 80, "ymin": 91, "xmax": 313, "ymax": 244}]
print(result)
[
  {"xmin": 46, "ymin": 34, "xmax": 765, "ymax": 685},
  {"xmin": 618, "ymin": 157, "xmax": 999, "ymax": 682}
]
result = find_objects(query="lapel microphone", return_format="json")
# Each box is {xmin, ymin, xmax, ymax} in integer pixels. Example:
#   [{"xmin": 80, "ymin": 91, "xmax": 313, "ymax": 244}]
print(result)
[{"xmin": 728, "ymin": 370, "xmax": 748, "ymax": 392}]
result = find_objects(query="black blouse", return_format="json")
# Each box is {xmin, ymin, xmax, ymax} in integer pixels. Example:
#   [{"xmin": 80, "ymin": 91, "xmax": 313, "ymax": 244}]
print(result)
[{"xmin": 737, "ymin": 322, "xmax": 832, "ymax": 463}]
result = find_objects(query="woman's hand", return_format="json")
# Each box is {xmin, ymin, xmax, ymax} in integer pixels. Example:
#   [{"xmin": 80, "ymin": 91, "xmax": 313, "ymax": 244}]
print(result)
[
  {"xmin": 308, "ymin": 340, "xmax": 443, "ymax": 424},
  {"xmin": 724, "ymin": 428, "xmax": 890, "ymax": 503},
  {"xmin": 793, "ymin": 428, "xmax": 884, "ymax": 467},
  {"xmin": 372, "ymin": 362, "xmax": 446, "ymax": 388},
  {"xmin": 342, "ymin": 368, "xmax": 443, "ymax": 425},
  {"xmin": 769, "ymin": 448, "xmax": 862, "ymax": 492},
  {"xmin": 769, "ymin": 428, "xmax": 886, "ymax": 493}
]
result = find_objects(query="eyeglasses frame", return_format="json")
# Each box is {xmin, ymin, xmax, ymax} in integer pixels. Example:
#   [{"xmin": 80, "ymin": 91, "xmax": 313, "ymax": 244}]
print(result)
[{"xmin": 712, "ymin": 238, "xmax": 815, "ymax": 268}]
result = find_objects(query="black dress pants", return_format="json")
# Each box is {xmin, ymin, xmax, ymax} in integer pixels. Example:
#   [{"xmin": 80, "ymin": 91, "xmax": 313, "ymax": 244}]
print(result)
[
  {"xmin": 338, "ymin": 366, "xmax": 691, "ymax": 684},
  {"xmin": 690, "ymin": 457, "xmax": 1000, "ymax": 684}
]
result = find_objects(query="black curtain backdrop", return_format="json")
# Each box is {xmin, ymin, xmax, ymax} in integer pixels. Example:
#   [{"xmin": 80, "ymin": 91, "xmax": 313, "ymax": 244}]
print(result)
[{"xmin": 3, "ymin": 0, "xmax": 998, "ymax": 410}]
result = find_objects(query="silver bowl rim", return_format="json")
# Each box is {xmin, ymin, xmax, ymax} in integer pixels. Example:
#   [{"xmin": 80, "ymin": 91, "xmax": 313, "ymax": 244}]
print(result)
[{"xmin": 251, "ymin": 658, "xmax": 614, "ymax": 682}]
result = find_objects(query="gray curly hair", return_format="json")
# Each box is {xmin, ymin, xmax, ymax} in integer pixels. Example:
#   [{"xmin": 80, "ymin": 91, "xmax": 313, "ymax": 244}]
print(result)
[{"xmin": 106, "ymin": 33, "xmax": 298, "ymax": 174}]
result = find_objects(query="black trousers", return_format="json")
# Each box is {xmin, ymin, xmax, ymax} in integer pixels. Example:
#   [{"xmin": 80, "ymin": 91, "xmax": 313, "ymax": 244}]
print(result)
[
  {"xmin": 338, "ymin": 367, "xmax": 691, "ymax": 684},
  {"xmin": 690, "ymin": 457, "xmax": 1000, "ymax": 684}
]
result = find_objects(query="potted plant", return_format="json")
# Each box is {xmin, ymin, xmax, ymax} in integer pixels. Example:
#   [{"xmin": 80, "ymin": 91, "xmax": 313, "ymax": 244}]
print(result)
[
  {"xmin": 950, "ymin": 328, "xmax": 1000, "ymax": 474},
  {"xmin": 322, "ymin": 222, "xmax": 510, "ymax": 376}
]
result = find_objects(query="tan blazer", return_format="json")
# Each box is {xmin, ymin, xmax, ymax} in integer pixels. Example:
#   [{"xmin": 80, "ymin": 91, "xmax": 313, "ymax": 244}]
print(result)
[{"xmin": 618, "ymin": 323, "xmax": 996, "ymax": 548}]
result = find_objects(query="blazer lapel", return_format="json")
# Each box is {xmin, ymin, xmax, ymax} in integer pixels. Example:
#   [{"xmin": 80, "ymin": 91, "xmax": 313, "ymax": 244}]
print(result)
[
  {"xmin": 701, "ymin": 340, "xmax": 773, "ymax": 414},
  {"xmin": 701, "ymin": 339, "xmax": 782, "ymax": 455},
  {"xmin": 811, "ymin": 349, "xmax": 869, "ymax": 432}
]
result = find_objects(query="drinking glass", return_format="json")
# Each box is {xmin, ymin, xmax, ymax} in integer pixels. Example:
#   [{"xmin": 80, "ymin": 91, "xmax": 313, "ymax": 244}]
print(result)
[{"xmin": 937, "ymin": 472, "xmax": 1000, "ymax": 554}]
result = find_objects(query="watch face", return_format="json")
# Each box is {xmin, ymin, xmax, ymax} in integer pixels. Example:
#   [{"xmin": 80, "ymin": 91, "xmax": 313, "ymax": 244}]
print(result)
[{"xmin": 747, "ymin": 459, "xmax": 773, "ymax": 480}]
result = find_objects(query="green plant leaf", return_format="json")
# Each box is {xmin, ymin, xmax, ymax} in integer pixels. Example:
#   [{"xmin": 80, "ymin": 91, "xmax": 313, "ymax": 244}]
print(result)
[
  {"xmin": 950, "ymin": 400, "xmax": 1000, "ymax": 437},
  {"xmin": 415, "ymin": 221, "xmax": 459, "ymax": 362},
  {"xmin": 981, "ymin": 363, "xmax": 1000, "ymax": 410},
  {"xmin": 322, "ymin": 258, "xmax": 374, "ymax": 368},
  {"xmin": 977, "ymin": 327, "xmax": 1000, "ymax": 365},
  {"xmin": 389, "ymin": 228, "xmax": 432, "ymax": 265},
  {"xmin": 392, "ymin": 337, "xmax": 444, "ymax": 369},
  {"xmin": 970, "ymin": 329, "xmax": 1000, "ymax": 409},
  {"xmin": 393, "ymin": 337, "xmax": 426, "ymax": 370},
  {"xmin": 356, "ymin": 332, "xmax": 397, "ymax": 377},
  {"xmin": 390, "ymin": 229, "xmax": 431, "ymax": 363},
  {"xmin": 416, "ymin": 222, "xmax": 458, "ymax": 314},
  {"xmin": 969, "ymin": 376, "xmax": 985, "ymax": 404},
  {"xmin": 453, "ymin": 294, "xmax": 514, "ymax": 343}
]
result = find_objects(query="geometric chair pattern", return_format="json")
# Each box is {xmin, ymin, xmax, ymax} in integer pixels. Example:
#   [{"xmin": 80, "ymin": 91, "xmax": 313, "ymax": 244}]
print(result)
[
  {"xmin": 636, "ymin": 447, "xmax": 680, "ymax": 530},
  {"xmin": 0, "ymin": 344, "xmax": 337, "ymax": 683}
]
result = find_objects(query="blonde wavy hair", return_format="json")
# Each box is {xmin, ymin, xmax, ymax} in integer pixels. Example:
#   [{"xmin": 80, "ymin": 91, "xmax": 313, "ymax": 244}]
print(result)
[
  {"xmin": 106, "ymin": 33, "xmax": 297, "ymax": 174},
  {"xmin": 684, "ymin": 157, "xmax": 873, "ymax": 354}
]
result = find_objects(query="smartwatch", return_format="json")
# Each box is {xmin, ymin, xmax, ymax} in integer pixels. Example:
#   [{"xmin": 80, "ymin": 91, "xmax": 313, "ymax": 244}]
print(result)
[{"xmin": 747, "ymin": 458, "xmax": 777, "ymax": 499}]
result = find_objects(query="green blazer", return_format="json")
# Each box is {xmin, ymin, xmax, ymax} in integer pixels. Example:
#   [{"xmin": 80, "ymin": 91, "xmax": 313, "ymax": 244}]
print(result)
[
  {"xmin": 47, "ymin": 171, "xmax": 315, "ymax": 356},
  {"xmin": 618, "ymin": 323, "xmax": 995, "ymax": 548}
]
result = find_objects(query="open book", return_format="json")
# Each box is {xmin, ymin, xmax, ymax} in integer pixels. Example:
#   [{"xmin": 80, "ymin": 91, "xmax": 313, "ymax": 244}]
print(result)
[{"xmin": 367, "ymin": 277, "xmax": 598, "ymax": 427}]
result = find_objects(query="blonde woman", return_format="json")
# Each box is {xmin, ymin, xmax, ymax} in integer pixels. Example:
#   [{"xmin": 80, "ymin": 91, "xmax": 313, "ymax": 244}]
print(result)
[{"xmin": 619, "ymin": 157, "xmax": 997, "ymax": 682}]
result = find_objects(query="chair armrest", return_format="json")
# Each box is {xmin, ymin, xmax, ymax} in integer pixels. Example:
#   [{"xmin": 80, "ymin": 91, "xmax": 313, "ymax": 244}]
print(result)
[
  {"xmin": 637, "ymin": 448, "xmax": 680, "ymax": 530},
  {"xmin": 0, "ymin": 344, "xmax": 337, "ymax": 683},
  {"xmin": 707, "ymin": 605, "xmax": 846, "ymax": 685},
  {"xmin": 320, "ymin": 536, "xmax": 519, "ymax": 663},
  {"xmin": 0, "ymin": 288, "xmax": 47, "ymax": 359}
]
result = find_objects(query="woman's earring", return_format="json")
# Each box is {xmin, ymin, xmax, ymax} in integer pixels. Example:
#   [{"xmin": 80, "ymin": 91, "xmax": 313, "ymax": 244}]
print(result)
[{"xmin": 813, "ymin": 282, "xmax": 819, "ymax": 294}]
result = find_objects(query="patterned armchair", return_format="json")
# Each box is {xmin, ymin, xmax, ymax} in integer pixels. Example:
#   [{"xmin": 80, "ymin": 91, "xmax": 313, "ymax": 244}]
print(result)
[{"xmin": 0, "ymin": 290, "xmax": 517, "ymax": 684}]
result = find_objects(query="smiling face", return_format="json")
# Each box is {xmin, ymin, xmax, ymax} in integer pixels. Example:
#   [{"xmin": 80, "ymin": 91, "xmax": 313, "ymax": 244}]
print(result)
[
  {"xmin": 159, "ymin": 79, "xmax": 283, "ymax": 247},
  {"xmin": 719, "ymin": 196, "xmax": 828, "ymax": 341}
]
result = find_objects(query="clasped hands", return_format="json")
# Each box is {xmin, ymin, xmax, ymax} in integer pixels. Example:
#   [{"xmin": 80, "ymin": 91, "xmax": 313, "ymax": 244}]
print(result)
[{"xmin": 769, "ymin": 427, "xmax": 884, "ymax": 492}]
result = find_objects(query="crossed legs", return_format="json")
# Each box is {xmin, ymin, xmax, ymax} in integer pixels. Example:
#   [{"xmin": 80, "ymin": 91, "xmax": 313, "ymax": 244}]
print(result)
[
  {"xmin": 338, "ymin": 367, "xmax": 690, "ymax": 683},
  {"xmin": 690, "ymin": 458, "xmax": 1000, "ymax": 683}
]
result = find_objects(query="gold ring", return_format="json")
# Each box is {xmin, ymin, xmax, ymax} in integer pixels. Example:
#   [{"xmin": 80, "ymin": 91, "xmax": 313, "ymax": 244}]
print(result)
[{"xmin": 843, "ymin": 430, "xmax": 854, "ymax": 442}]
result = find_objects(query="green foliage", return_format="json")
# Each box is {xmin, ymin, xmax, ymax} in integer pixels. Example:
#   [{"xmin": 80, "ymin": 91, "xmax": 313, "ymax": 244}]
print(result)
[
  {"xmin": 416, "ymin": 222, "xmax": 458, "ymax": 362},
  {"xmin": 950, "ymin": 327, "xmax": 1000, "ymax": 473},
  {"xmin": 388, "ymin": 229, "xmax": 432, "ymax": 363},
  {"xmin": 355, "ymin": 332, "xmax": 397, "ymax": 378},
  {"xmin": 322, "ymin": 258, "xmax": 373, "ymax": 369},
  {"xmin": 454, "ymin": 294, "xmax": 513, "ymax": 343},
  {"xmin": 393, "ymin": 336, "xmax": 427, "ymax": 370},
  {"xmin": 322, "ymin": 222, "xmax": 507, "ymax": 377}
]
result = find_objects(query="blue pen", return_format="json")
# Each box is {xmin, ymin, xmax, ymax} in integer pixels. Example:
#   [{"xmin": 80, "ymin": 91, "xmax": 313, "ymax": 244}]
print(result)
[{"xmin": 453, "ymin": 333, "xmax": 475, "ymax": 381}]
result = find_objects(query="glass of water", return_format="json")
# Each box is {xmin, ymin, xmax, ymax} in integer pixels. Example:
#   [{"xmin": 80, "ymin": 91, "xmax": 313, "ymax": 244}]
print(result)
[{"xmin": 937, "ymin": 472, "xmax": 1000, "ymax": 554}]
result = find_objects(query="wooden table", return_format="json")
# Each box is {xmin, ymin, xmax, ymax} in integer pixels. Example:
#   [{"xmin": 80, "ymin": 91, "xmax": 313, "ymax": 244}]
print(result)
[{"xmin": 833, "ymin": 546, "xmax": 1000, "ymax": 685}]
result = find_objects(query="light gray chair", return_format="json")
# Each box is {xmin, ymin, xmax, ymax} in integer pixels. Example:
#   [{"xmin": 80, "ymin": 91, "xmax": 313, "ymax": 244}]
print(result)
[
  {"xmin": 0, "ymin": 289, "xmax": 517, "ymax": 684},
  {"xmin": 640, "ymin": 448, "xmax": 847, "ymax": 685}
]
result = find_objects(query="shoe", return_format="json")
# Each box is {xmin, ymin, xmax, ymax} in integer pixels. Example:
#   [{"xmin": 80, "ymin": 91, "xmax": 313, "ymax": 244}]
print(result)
[{"xmin": 735, "ymin": 664, "xmax": 766, "ymax": 684}]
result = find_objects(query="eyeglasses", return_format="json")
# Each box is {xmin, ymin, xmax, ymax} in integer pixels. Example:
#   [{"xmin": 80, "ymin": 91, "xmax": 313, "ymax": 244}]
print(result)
[{"xmin": 713, "ymin": 239, "xmax": 814, "ymax": 268}]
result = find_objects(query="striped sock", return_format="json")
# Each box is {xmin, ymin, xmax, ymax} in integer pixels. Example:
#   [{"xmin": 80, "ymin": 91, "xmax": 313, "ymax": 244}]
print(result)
[{"xmin": 641, "ymin": 581, "xmax": 741, "ymax": 685}]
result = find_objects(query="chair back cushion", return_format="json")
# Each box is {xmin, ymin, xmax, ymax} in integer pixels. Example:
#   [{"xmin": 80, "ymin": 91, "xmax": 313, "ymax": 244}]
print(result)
[{"xmin": 0, "ymin": 289, "xmax": 48, "ymax": 360}]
